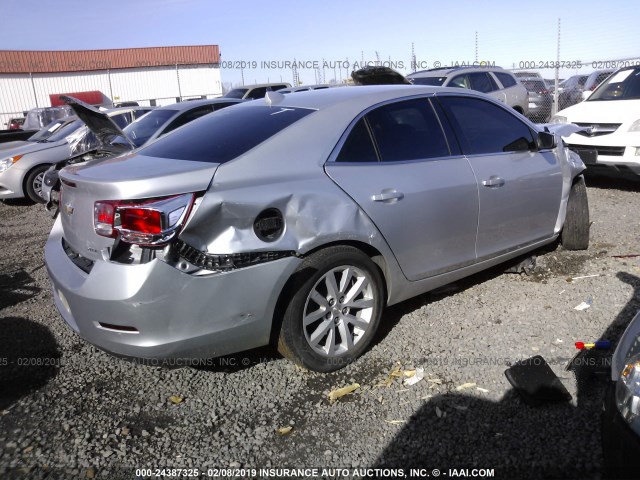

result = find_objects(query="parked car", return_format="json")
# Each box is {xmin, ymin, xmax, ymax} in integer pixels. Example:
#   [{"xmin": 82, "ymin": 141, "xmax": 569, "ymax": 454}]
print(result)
[
  {"xmin": 7, "ymin": 117, "xmax": 25, "ymax": 130},
  {"xmin": 603, "ymin": 309, "xmax": 640, "ymax": 478},
  {"xmin": 41, "ymin": 97, "xmax": 245, "ymax": 208},
  {"xmin": 581, "ymin": 69, "xmax": 615, "ymax": 100},
  {"xmin": 519, "ymin": 77, "xmax": 553, "ymax": 122},
  {"xmin": 552, "ymin": 66, "xmax": 640, "ymax": 178},
  {"xmin": 407, "ymin": 66, "xmax": 529, "ymax": 114},
  {"xmin": 279, "ymin": 84, "xmax": 332, "ymax": 93},
  {"xmin": 0, "ymin": 105, "xmax": 151, "ymax": 203},
  {"xmin": 0, "ymin": 115, "xmax": 78, "ymax": 155},
  {"xmin": 223, "ymin": 83, "xmax": 290, "ymax": 100},
  {"xmin": 351, "ymin": 66, "xmax": 411, "ymax": 85},
  {"xmin": 513, "ymin": 71, "xmax": 543, "ymax": 80},
  {"xmin": 555, "ymin": 74, "xmax": 588, "ymax": 110},
  {"xmin": 45, "ymin": 85, "xmax": 588, "ymax": 373}
]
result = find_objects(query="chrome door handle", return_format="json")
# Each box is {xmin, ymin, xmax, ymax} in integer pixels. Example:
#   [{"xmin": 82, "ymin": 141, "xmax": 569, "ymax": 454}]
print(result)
[
  {"xmin": 372, "ymin": 190, "xmax": 404, "ymax": 202},
  {"xmin": 482, "ymin": 176, "xmax": 505, "ymax": 188}
]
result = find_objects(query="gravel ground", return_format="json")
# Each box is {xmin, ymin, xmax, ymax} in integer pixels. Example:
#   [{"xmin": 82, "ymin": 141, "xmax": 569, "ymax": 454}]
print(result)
[{"xmin": 1, "ymin": 176, "xmax": 640, "ymax": 480}]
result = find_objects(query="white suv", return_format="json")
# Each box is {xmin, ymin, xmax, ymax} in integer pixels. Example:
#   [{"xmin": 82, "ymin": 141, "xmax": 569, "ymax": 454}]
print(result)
[{"xmin": 407, "ymin": 66, "xmax": 529, "ymax": 115}]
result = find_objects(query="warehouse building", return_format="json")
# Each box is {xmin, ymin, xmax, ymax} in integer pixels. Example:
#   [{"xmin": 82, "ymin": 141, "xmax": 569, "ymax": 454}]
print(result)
[{"xmin": 0, "ymin": 45, "xmax": 222, "ymax": 127}]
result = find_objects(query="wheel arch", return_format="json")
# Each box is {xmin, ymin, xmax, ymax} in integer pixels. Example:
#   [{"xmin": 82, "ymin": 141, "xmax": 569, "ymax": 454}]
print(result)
[
  {"xmin": 22, "ymin": 162, "xmax": 52, "ymax": 199},
  {"xmin": 269, "ymin": 240, "xmax": 390, "ymax": 346}
]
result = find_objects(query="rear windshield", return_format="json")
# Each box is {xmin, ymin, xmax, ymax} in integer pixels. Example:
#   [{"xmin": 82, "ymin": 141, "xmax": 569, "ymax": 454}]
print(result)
[
  {"xmin": 224, "ymin": 88, "xmax": 249, "ymax": 99},
  {"xmin": 411, "ymin": 77, "xmax": 446, "ymax": 86},
  {"xmin": 139, "ymin": 106, "xmax": 314, "ymax": 163},
  {"xmin": 521, "ymin": 80, "xmax": 547, "ymax": 92}
]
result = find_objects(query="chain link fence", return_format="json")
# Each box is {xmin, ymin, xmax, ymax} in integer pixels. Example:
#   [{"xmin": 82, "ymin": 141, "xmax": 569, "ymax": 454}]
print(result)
[{"xmin": 510, "ymin": 56, "xmax": 640, "ymax": 124}]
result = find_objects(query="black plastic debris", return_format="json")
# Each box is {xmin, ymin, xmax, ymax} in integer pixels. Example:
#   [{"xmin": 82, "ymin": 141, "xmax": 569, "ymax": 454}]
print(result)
[{"xmin": 504, "ymin": 355, "xmax": 572, "ymax": 406}]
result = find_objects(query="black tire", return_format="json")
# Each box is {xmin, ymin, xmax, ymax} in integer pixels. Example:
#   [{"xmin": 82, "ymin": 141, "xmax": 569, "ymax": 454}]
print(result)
[
  {"xmin": 277, "ymin": 246, "xmax": 385, "ymax": 372},
  {"xmin": 562, "ymin": 175, "xmax": 590, "ymax": 250},
  {"xmin": 24, "ymin": 164, "xmax": 50, "ymax": 204}
]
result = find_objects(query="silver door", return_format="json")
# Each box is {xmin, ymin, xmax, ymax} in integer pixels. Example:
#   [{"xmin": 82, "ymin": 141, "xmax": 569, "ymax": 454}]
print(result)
[{"xmin": 325, "ymin": 97, "xmax": 479, "ymax": 281}]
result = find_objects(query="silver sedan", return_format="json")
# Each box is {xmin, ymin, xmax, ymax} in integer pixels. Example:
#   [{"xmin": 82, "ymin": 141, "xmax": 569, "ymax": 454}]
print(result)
[{"xmin": 45, "ymin": 85, "xmax": 589, "ymax": 372}]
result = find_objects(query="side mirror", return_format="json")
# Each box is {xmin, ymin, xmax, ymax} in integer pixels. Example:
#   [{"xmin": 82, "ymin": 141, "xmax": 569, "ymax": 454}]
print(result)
[
  {"xmin": 537, "ymin": 131, "xmax": 557, "ymax": 150},
  {"xmin": 582, "ymin": 90, "xmax": 592, "ymax": 100}
]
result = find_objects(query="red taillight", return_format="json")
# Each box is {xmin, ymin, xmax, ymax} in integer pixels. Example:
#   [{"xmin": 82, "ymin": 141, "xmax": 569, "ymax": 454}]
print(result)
[
  {"xmin": 120, "ymin": 208, "xmax": 162, "ymax": 234},
  {"xmin": 94, "ymin": 201, "xmax": 118, "ymax": 237},
  {"xmin": 94, "ymin": 194, "xmax": 195, "ymax": 246}
]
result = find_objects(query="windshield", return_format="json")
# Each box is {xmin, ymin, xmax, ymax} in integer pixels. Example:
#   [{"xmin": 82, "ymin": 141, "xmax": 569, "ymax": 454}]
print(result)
[
  {"xmin": 140, "ymin": 106, "xmax": 314, "ymax": 163},
  {"xmin": 411, "ymin": 77, "xmax": 446, "ymax": 86},
  {"xmin": 45, "ymin": 119, "xmax": 85, "ymax": 142},
  {"xmin": 224, "ymin": 88, "xmax": 249, "ymax": 99},
  {"xmin": 28, "ymin": 119, "xmax": 70, "ymax": 142},
  {"xmin": 112, "ymin": 109, "xmax": 177, "ymax": 148},
  {"xmin": 588, "ymin": 67, "xmax": 640, "ymax": 101}
]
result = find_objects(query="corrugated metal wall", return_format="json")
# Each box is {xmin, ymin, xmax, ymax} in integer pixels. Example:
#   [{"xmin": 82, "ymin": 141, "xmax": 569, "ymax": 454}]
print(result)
[{"xmin": 0, "ymin": 65, "xmax": 222, "ymax": 127}]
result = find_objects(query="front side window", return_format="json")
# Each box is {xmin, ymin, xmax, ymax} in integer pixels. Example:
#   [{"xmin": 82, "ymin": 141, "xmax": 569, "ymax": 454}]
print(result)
[
  {"xmin": 365, "ymin": 98, "xmax": 450, "ymax": 162},
  {"xmin": 438, "ymin": 96, "xmax": 535, "ymax": 155}
]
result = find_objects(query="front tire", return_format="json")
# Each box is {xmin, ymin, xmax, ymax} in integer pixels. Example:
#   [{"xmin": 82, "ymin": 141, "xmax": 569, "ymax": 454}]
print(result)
[
  {"xmin": 277, "ymin": 246, "xmax": 385, "ymax": 372},
  {"xmin": 562, "ymin": 176, "xmax": 590, "ymax": 250},
  {"xmin": 24, "ymin": 165, "xmax": 50, "ymax": 204}
]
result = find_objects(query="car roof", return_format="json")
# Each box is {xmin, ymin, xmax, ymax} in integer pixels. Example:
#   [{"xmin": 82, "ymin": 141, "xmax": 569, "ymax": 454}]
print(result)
[
  {"xmin": 104, "ymin": 106, "xmax": 152, "ymax": 116},
  {"xmin": 229, "ymin": 83, "xmax": 290, "ymax": 89},
  {"xmin": 154, "ymin": 98, "xmax": 245, "ymax": 112},
  {"xmin": 408, "ymin": 66, "xmax": 506, "ymax": 77},
  {"xmin": 236, "ymin": 84, "xmax": 490, "ymax": 113}
]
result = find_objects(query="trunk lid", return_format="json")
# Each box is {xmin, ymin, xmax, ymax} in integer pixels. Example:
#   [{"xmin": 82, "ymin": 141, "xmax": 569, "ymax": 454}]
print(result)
[
  {"xmin": 60, "ymin": 95, "xmax": 136, "ymax": 149},
  {"xmin": 59, "ymin": 153, "xmax": 219, "ymax": 260}
]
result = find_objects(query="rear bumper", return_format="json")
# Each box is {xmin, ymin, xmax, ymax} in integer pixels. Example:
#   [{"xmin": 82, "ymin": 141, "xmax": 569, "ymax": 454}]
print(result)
[
  {"xmin": 45, "ymin": 218, "xmax": 302, "ymax": 362},
  {"xmin": 601, "ymin": 381, "xmax": 640, "ymax": 478}
]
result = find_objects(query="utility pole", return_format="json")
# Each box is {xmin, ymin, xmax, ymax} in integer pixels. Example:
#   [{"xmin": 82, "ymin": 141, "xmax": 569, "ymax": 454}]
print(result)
[
  {"xmin": 475, "ymin": 32, "xmax": 478, "ymax": 63},
  {"xmin": 553, "ymin": 18, "xmax": 561, "ymax": 115}
]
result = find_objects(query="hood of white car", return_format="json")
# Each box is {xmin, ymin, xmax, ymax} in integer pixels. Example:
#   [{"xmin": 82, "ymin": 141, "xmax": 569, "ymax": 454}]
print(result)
[{"xmin": 557, "ymin": 99, "xmax": 640, "ymax": 123}]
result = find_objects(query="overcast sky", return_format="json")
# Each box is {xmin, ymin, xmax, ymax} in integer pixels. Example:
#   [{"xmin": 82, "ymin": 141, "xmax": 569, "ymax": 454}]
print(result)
[{"xmin": 3, "ymin": 0, "xmax": 639, "ymax": 86}]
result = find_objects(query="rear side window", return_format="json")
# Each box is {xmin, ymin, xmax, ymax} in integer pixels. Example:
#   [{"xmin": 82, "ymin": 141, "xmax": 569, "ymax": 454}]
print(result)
[
  {"xmin": 336, "ymin": 118, "xmax": 378, "ymax": 163},
  {"xmin": 366, "ymin": 98, "xmax": 450, "ymax": 162},
  {"xmin": 140, "ymin": 106, "xmax": 314, "ymax": 163},
  {"xmin": 494, "ymin": 72, "xmax": 517, "ymax": 88},
  {"xmin": 438, "ymin": 96, "xmax": 535, "ymax": 155},
  {"xmin": 468, "ymin": 72, "xmax": 499, "ymax": 93}
]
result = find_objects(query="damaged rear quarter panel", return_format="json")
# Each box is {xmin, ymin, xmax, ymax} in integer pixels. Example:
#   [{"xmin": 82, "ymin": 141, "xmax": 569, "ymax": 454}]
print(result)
[{"xmin": 176, "ymin": 109, "xmax": 403, "ymax": 298}]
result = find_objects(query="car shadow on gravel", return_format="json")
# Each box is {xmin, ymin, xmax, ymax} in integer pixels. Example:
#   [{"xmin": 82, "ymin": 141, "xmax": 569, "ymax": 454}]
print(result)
[
  {"xmin": 372, "ymin": 271, "xmax": 640, "ymax": 480},
  {"xmin": 585, "ymin": 174, "xmax": 640, "ymax": 192},
  {"xmin": 190, "ymin": 345, "xmax": 282, "ymax": 374},
  {"xmin": 0, "ymin": 317, "xmax": 61, "ymax": 411},
  {"xmin": 372, "ymin": 243, "xmax": 563, "ymax": 352},
  {"xmin": 0, "ymin": 268, "xmax": 41, "ymax": 311}
]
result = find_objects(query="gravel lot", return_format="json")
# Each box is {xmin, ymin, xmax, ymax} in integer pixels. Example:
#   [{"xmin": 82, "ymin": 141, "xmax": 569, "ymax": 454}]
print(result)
[{"xmin": 1, "ymin": 176, "xmax": 640, "ymax": 480}]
